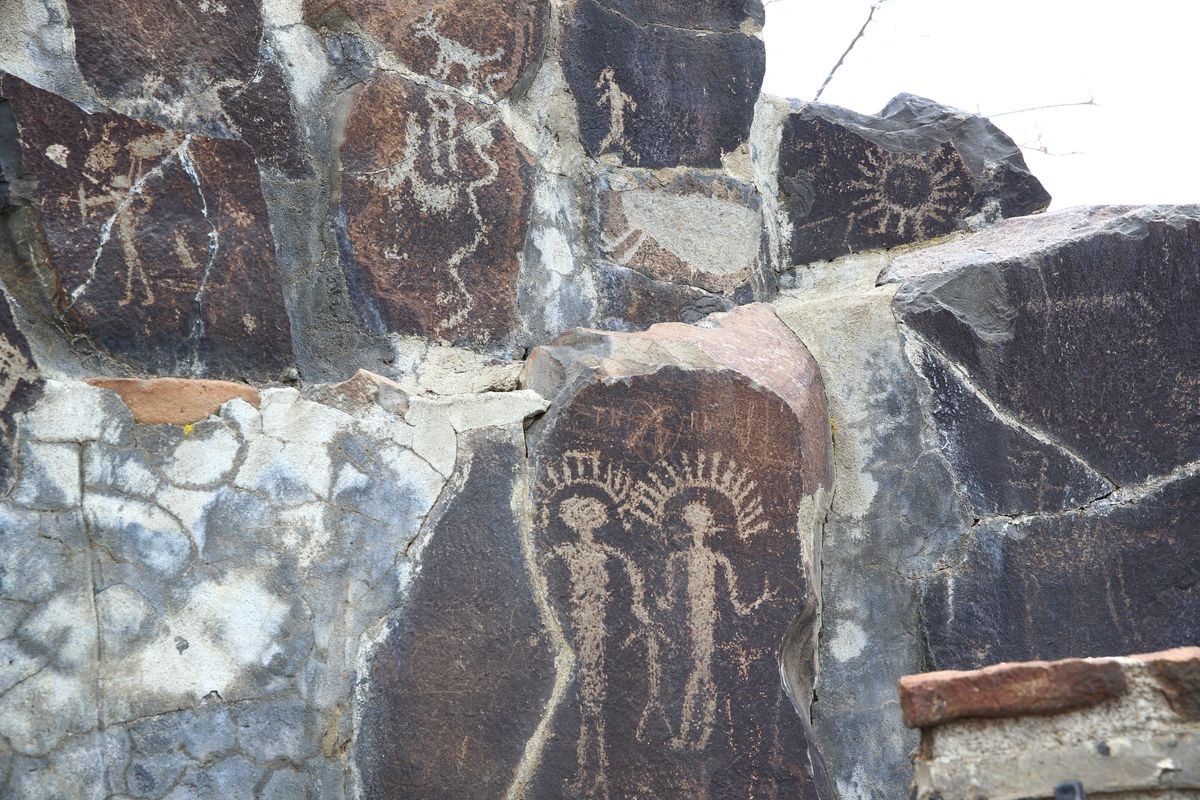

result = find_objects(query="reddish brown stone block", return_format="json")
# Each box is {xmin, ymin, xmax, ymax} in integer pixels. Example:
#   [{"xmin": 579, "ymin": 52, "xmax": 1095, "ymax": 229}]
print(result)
[
  {"xmin": 0, "ymin": 76, "xmax": 295, "ymax": 379},
  {"xmin": 86, "ymin": 377, "xmax": 260, "ymax": 425},
  {"xmin": 1136, "ymin": 647, "xmax": 1200, "ymax": 721},
  {"xmin": 899, "ymin": 656, "xmax": 1130, "ymax": 729},
  {"xmin": 309, "ymin": 0, "xmax": 549, "ymax": 99},
  {"xmin": 337, "ymin": 73, "xmax": 534, "ymax": 348}
]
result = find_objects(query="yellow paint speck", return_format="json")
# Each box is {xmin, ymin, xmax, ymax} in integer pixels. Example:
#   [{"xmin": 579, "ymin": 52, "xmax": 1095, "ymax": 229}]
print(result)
[{"xmin": 182, "ymin": 423, "xmax": 195, "ymax": 436}]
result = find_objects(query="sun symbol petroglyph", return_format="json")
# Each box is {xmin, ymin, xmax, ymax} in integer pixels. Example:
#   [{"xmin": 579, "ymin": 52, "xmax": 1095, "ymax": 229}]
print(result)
[
  {"xmin": 412, "ymin": 11, "xmax": 506, "ymax": 95},
  {"xmin": 635, "ymin": 452, "xmax": 773, "ymax": 752},
  {"xmin": 594, "ymin": 67, "xmax": 638, "ymax": 162},
  {"xmin": 844, "ymin": 144, "xmax": 972, "ymax": 240},
  {"xmin": 535, "ymin": 452, "xmax": 667, "ymax": 798}
]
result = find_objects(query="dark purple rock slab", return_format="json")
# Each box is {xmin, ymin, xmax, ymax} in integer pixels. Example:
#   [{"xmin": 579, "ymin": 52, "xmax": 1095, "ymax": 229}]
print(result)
[
  {"xmin": 337, "ymin": 73, "xmax": 534, "ymax": 348},
  {"xmin": 887, "ymin": 205, "xmax": 1200, "ymax": 486},
  {"xmin": 779, "ymin": 94, "xmax": 1049, "ymax": 264},
  {"xmin": 563, "ymin": 0, "xmax": 764, "ymax": 168},
  {"xmin": 355, "ymin": 428, "xmax": 556, "ymax": 800},
  {"xmin": 311, "ymin": 0, "xmax": 549, "ymax": 99},
  {"xmin": 915, "ymin": 346, "xmax": 1112, "ymax": 517},
  {"xmin": 922, "ymin": 472, "xmax": 1200, "ymax": 671},
  {"xmin": 520, "ymin": 305, "xmax": 835, "ymax": 798},
  {"xmin": 66, "ymin": 0, "xmax": 309, "ymax": 176},
  {"xmin": 0, "ymin": 76, "xmax": 294, "ymax": 378}
]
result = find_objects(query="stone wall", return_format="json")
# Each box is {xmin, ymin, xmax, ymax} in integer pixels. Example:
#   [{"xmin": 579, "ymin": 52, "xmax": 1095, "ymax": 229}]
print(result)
[
  {"xmin": 900, "ymin": 647, "xmax": 1200, "ymax": 798},
  {"xmin": 1, "ymin": 2, "xmax": 1197, "ymax": 799}
]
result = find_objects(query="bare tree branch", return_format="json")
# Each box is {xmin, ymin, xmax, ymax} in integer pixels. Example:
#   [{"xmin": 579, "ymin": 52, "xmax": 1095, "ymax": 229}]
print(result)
[
  {"xmin": 814, "ymin": 0, "xmax": 890, "ymax": 102},
  {"xmin": 989, "ymin": 97, "xmax": 1097, "ymax": 117}
]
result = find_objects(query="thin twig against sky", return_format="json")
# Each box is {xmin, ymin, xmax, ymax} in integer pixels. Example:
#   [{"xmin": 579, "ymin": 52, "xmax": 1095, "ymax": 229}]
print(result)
[
  {"xmin": 814, "ymin": 0, "xmax": 890, "ymax": 101},
  {"xmin": 989, "ymin": 97, "xmax": 1098, "ymax": 117}
]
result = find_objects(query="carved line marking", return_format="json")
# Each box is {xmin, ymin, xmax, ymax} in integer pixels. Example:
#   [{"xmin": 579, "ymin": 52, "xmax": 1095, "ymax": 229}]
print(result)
[
  {"xmin": 412, "ymin": 11, "xmax": 506, "ymax": 94},
  {"xmin": 594, "ymin": 67, "xmax": 638, "ymax": 162},
  {"xmin": 517, "ymin": 450, "xmax": 779, "ymax": 791}
]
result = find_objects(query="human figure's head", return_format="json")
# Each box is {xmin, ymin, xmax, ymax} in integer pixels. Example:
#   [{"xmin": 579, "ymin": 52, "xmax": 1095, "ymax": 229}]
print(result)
[
  {"xmin": 681, "ymin": 501, "xmax": 716, "ymax": 546},
  {"xmin": 560, "ymin": 495, "xmax": 608, "ymax": 543}
]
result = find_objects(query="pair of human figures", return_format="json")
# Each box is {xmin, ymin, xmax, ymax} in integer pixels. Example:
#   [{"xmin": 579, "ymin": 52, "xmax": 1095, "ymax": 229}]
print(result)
[{"xmin": 544, "ymin": 492, "xmax": 774, "ymax": 798}]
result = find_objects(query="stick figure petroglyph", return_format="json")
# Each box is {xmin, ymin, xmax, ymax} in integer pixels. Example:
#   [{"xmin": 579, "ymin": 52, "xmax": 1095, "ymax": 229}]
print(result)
[
  {"xmin": 536, "ymin": 453, "xmax": 668, "ymax": 797},
  {"xmin": 595, "ymin": 66, "xmax": 638, "ymax": 161},
  {"xmin": 634, "ymin": 452, "xmax": 773, "ymax": 752},
  {"xmin": 663, "ymin": 500, "xmax": 773, "ymax": 751}
]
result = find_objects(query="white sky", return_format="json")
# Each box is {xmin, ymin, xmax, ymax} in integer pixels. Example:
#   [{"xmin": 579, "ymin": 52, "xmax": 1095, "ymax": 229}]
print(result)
[{"xmin": 763, "ymin": 0, "xmax": 1200, "ymax": 209}]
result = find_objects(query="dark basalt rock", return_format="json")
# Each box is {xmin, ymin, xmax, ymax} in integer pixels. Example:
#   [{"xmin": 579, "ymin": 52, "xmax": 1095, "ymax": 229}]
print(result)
[
  {"xmin": 592, "ymin": 0, "xmax": 765, "ymax": 31},
  {"xmin": 0, "ymin": 289, "xmax": 42, "ymax": 490},
  {"xmin": 520, "ymin": 304, "xmax": 835, "ymax": 799},
  {"xmin": 65, "ymin": 0, "xmax": 310, "ymax": 177},
  {"xmin": 309, "ymin": 0, "xmax": 550, "ymax": 100},
  {"xmin": 595, "ymin": 262, "xmax": 735, "ymax": 331},
  {"xmin": 887, "ymin": 205, "xmax": 1200, "ymax": 486},
  {"xmin": 563, "ymin": 0, "xmax": 764, "ymax": 168},
  {"xmin": 915, "ymin": 347, "xmax": 1112, "ymax": 517},
  {"xmin": 0, "ymin": 76, "xmax": 295, "ymax": 379},
  {"xmin": 337, "ymin": 73, "xmax": 534, "ymax": 350},
  {"xmin": 779, "ymin": 94, "xmax": 1049, "ymax": 264},
  {"xmin": 355, "ymin": 428, "xmax": 557, "ymax": 800},
  {"xmin": 922, "ymin": 471, "xmax": 1200, "ymax": 671}
]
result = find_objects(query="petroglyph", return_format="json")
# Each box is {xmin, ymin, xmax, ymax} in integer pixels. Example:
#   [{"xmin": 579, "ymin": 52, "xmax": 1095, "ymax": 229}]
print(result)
[
  {"xmin": 594, "ymin": 67, "xmax": 637, "ymax": 161},
  {"xmin": 339, "ymin": 74, "xmax": 533, "ymax": 347}
]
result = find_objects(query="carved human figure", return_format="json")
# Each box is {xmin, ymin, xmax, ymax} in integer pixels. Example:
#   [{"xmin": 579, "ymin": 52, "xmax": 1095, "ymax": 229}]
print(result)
[
  {"xmin": 595, "ymin": 66, "xmax": 637, "ymax": 160},
  {"xmin": 542, "ymin": 493, "xmax": 662, "ymax": 797},
  {"xmin": 662, "ymin": 498, "xmax": 773, "ymax": 752}
]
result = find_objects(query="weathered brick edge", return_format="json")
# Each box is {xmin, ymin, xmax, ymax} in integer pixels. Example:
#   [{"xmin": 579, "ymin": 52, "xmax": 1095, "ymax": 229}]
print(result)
[
  {"xmin": 86, "ymin": 377, "xmax": 261, "ymax": 425},
  {"xmin": 899, "ymin": 647, "xmax": 1200, "ymax": 729}
]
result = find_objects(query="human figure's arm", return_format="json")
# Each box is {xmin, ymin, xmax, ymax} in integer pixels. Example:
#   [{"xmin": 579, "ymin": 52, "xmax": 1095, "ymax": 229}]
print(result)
[{"xmin": 717, "ymin": 552, "xmax": 774, "ymax": 616}]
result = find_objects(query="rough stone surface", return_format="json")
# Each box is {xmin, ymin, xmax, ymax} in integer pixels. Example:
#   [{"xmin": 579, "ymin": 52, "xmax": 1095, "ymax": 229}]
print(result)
[
  {"xmin": 909, "ymin": 649, "xmax": 1200, "ymax": 800},
  {"xmin": 337, "ymin": 73, "xmax": 535, "ymax": 349},
  {"xmin": 64, "ymin": 0, "xmax": 310, "ymax": 176},
  {"xmin": 519, "ymin": 304, "xmax": 836, "ymax": 798},
  {"xmin": 0, "ymin": 75, "xmax": 296, "ymax": 379},
  {"xmin": 0, "ymin": 290, "xmax": 41, "ymax": 489},
  {"xmin": 563, "ymin": 0, "xmax": 765, "ymax": 168},
  {"xmin": 595, "ymin": 170, "xmax": 769, "ymax": 297},
  {"xmin": 887, "ymin": 205, "xmax": 1200, "ymax": 486},
  {"xmin": 86, "ymin": 377, "xmax": 262, "ymax": 425},
  {"xmin": 310, "ymin": 0, "xmax": 550, "ymax": 99},
  {"xmin": 779, "ymin": 94, "xmax": 1050, "ymax": 265},
  {"xmin": 0, "ymin": 378, "xmax": 545, "ymax": 799},
  {"xmin": 899, "ymin": 656, "xmax": 1129, "ymax": 729},
  {"xmin": 922, "ymin": 472, "xmax": 1200, "ymax": 671},
  {"xmin": 774, "ymin": 257, "xmax": 969, "ymax": 799},
  {"xmin": 355, "ymin": 427, "xmax": 556, "ymax": 799}
]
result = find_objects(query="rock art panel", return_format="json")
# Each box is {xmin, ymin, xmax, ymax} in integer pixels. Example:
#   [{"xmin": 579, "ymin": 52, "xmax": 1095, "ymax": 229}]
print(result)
[
  {"xmin": 0, "ymin": 76, "xmax": 295, "ymax": 379},
  {"xmin": 886, "ymin": 205, "xmax": 1200, "ymax": 487},
  {"xmin": 922, "ymin": 472, "xmax": 1200, "ymax": 671},
  {"xmin": 0, "ymin": 292, "xmax": 41, "ymax": 489},
  {"xmin": 779, "ymin": 94, "xmax": 1049, "ymax": 264},
  {"xmin": 915, "ymin": 347, "xmax": 1112, "ymax": 517},
  {"xmin": 310, "ymin": 0, "xmax": 549, "ymax": 99},
  {"xmin": 65, "ymin": 0, "xmax": 309, "ymax": 176},
  {"xmin": 355, "ymin": 427, "xmax": 557, "ymax": 799},
  {"xmin": 595, "ymin": 170, "xmax": 768, "ymax": 297},
  {"xmin": 338, "ymin": 73, "xmax": 534, "ymax": 349},
  {"xmin": 519, "ymin": 304, "xmax": 836, "ymax": 798},
  {"xmin": 563, "ymin": 0, "xmax": 765, "ymax": 168}
]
